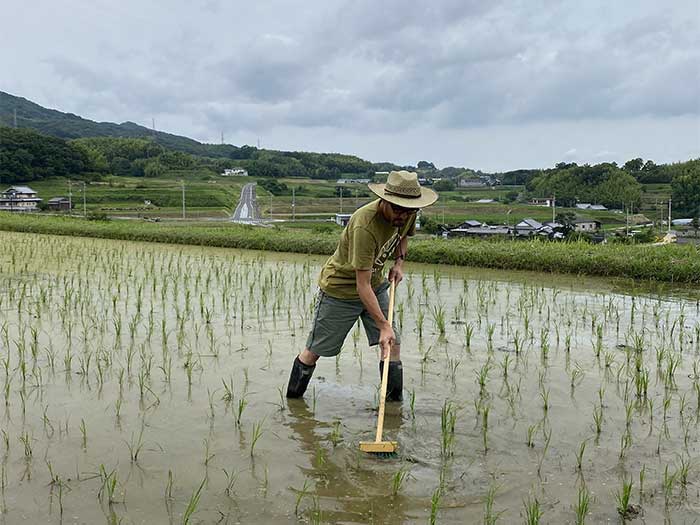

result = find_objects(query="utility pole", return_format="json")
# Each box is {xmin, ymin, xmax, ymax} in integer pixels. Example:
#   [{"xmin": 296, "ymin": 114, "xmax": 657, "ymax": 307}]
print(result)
[
  {"xmin": 181, "ymin": 180, "xmax": 186, "ymax": 219},
  {"xmin": 221, "ymin": 131, "xmax": 224, "ymax": 145},
  {"xmin": 68, "ymin": 180, "xmax": 72, "ymax": 213},
  {"xmin": 668, "ymin": 198, "xmax": 672, "ymax": 233},
  {"xmin": 82, "ymin": 182, "xmax": 86, "ymax": 217},
  {"xmin": 291, "ymin": 187, "xmax": 296, "ymax": 221},
  {"xmin": 339, "ymin": 188, "xmax": 343, "ymax": 214},
  {"xmin": 552, "ymin": 194, "xmax": 556, "ymax": 223},
  {"xmin": 269, "ymin": 193, "xmax": 273, "ymax": 219}
]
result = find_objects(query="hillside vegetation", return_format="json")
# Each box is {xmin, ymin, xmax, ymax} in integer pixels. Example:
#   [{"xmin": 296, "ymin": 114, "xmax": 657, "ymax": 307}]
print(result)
[{"xmin": 1, "ymin": 90, "xmax": 698, "ymax": 217}]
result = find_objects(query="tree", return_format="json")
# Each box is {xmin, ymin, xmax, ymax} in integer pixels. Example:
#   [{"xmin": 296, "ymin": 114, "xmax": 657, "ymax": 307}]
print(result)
[
  {"xmin": 144, "ymin": 159, "xmax": 166, "ymax": 177},
  {"xmin": 259, "ymin": 178, "xmax": 288, "ymax": 195},
  {"xmin": 433, "ymin": 179, "xmax": 455, "ymax": 191},
  {"xmin": 623, "ymin": 158, "xmax": 644, "ymax": 172},
  {"xmin": 555, "ymin": 211, "xmax": 577, "ymax": 234},
  {"xmin": 670, "ymin": 159, "xmax": 700, "ymax": 216},
  {"xmin": 692, "ymin": 216, "xmax": 699, "ymax": 238},
  {"xmin": 417, "ymin": 160, "xmax": 436, "ymax": 170}
]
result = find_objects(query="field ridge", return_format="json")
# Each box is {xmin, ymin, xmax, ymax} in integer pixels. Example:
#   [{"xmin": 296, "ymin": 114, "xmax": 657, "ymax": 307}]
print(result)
[{"xmin": 0, "ymin": 213, "xmax": 698, "ymax": 283}]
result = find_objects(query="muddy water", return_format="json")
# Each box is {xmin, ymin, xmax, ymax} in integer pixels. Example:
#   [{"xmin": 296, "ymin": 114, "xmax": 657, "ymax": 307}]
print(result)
[{"xmin": 0, "ymin": 231, "xmax": 699, "ymax": 524}]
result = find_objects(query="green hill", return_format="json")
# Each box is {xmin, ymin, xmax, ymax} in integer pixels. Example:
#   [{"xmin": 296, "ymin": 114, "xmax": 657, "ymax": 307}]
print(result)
[{"xmin": 0, "ymin": 91, "xmax": 247, "ymax": 158}]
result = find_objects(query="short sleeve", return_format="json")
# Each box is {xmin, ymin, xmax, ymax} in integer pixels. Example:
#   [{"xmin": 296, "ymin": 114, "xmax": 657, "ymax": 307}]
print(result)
[
  {"xmin": 348, "ymin": 226, "xmax": 377, "ymax": 270},
  {"xmin": 405, "ymin": 214, "xmax": 417, "ymax": 237}
]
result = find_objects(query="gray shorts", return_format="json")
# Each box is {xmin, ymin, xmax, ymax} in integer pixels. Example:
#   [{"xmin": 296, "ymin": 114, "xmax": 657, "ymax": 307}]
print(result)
[{"xmin": 305, "ymin": 280, "xmax": 401, "ymax": 357}]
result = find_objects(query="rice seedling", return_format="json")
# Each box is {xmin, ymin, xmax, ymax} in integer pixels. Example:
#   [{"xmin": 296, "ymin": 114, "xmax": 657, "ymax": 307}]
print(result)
[
  {"xmin": 235, "ymin": 394, "xmax": 248, "ymax": 427},
  {"xmin": 663, "ymin": 464, "xmax": 676, "ymax": 506},
  {"xmin": 614, "ymin": 477, "xmax": 633, "ymax": 517},
  {"xmin": 574, "ymin": 485, "xmax": 590, "ymax": 525},
  {"xmin": 250, "ymin": 418, "xmax": 265, "ymax": 456},
  {"xmin": 440, "ymin": 400, "xmax": 457, "ymax": 458},
  {"xmin": 523, "ymin": 496, "xmax": 543, "ymax": 524},
  {"xmin": 592, "ymin": 406, "xmax": 603, "ymax": 436},
  {"xmin": 526, "ymin": 423, "xmax": 538, "ymax": 448},
  {"xmin": 429, "ymin": 486, "xmax": 442, "ymax": 525},
  {"xmin": 328, "ymin": 420, "xmax": 342, "ymax": 447},
  {"xmin": 483, "ymin": 484, "xmax": 503, "ymax": 525},
  {"xmin": 223, "ymin": 468, "xmax": 239, "ymax": 497},
  {"xmin": 126, "ymin": 428, "xmax": 145, "ymax": 463},
  {"xmin": 575, "ymin": 439, "xmax": 587, "ymax": 471},
  {"xmin": 97, "ymin": 464, "xmax": 122, "ymax": 505},
  {"xmin": 431, "ymin": 304, "xmax": 447, "ymax": 338},
  {"xmin": 293, "ymin": 478, "xmax": 312, "ymax": 515},
  {"xmin": 390, "ymin": 467, "xmax": 410, "ymax": 496},
  {"xmin": 0, "ymin": 231, "xmax": 697, "ymax": 523},
  {"xmin": 464, "ymin": 322, "xmax": 474, "ymax": 352},
  {"xmin": 537, "ymin": 427, "xmax": 552, "ymax": 477},
  {"xmin": 182, "ymin": 477, "xmax": 206, "ymax": 525},
  {"xmin": 164, "ymin": 469, "xmax": 174, "ymax": 501}
]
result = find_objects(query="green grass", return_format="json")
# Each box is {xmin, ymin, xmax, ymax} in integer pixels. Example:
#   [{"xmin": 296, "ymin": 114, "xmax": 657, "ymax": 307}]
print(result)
[{"xmin": 1, "ymin": 213, "xmax": 699, "ymax": 283}]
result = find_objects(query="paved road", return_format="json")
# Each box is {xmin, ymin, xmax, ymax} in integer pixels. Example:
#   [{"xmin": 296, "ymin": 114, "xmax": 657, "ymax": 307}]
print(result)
[{"xmin": 232, "ymin": 182, "xmax": 261, "ymax": 223}]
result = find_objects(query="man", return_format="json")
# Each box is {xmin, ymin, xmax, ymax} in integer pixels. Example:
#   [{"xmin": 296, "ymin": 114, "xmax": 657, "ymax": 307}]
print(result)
[{"xmin": 286, "ymin": 170, "xmax": 438, "ymax": 401}]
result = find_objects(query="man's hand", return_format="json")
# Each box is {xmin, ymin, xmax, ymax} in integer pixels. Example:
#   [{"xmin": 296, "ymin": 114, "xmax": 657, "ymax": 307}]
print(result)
[
  {"xmin": 388, "ymin": 263, "xmax": 404, "ymax": 285},
  {"xmin": 379, "ymin": 321, "xmax": 396, "ymax": 359}
]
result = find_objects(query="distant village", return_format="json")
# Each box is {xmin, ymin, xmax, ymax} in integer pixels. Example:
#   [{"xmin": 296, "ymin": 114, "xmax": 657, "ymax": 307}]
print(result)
[{"xmin": 2, "ymin": 183, "xmax": 694, "ymax": 244}]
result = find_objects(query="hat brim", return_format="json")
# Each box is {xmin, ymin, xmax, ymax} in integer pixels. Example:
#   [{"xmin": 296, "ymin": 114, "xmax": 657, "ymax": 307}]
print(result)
[{"xmin": 368, "ymin": 183, "xmax": 438, "ymax": 209}]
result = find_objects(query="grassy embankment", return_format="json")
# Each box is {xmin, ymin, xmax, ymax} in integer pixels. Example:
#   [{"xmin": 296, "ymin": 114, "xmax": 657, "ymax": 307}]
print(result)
[{"xmin": 1, "ymin": 213, "xmax": 698, "ymax": 284}]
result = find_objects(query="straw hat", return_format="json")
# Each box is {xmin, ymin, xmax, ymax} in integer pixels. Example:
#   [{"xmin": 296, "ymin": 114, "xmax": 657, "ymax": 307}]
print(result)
[{"xmin": 368, "ymin": 170, "xmax": 438, "ymax": 209}]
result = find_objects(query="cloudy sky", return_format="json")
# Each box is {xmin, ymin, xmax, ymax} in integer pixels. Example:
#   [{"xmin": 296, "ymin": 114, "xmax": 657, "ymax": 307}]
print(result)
[{"xmin": 3, "ymin": 0, "xmax": 699, "ymax": 171}]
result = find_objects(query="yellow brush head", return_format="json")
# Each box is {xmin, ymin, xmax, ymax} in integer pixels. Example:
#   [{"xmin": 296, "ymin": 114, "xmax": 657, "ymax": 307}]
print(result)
[{"xmin": 359, "ymin": 441, "xmax": 398, "ymax": 453}]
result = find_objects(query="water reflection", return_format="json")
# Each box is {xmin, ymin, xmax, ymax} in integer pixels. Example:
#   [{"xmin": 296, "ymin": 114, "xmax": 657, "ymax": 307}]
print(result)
[{"xmin": 285, "ymin": 398, "xmax": 412, "ymax": 524}]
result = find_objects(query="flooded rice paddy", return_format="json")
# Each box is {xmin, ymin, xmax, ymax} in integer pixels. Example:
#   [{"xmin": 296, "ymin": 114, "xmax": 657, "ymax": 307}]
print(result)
[{"xmin": 0, "ymin": 231, "xmax": 699, "ymax": 524}]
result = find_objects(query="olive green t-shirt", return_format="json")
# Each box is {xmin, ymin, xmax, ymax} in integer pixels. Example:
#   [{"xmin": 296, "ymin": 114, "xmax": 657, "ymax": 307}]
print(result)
[{"xmin": 319, "ymin": 199, "xmax": 416, "ymax": 299}]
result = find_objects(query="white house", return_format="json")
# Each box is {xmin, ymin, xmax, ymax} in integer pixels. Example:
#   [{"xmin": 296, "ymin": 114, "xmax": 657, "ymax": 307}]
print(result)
[
  {"xmin": 573, "ymin": 219, "xmax": 601, "ymax": 232},
  {"xmin": 0, "ymin": 186, "xmax": 42, "ymax": 212},
  {"xmin": 335, "ymin": 213, "xmax": 352, "ymax": 226},
  {"xmin": 221, "ymin": 168, "xmax": 248, "ymax": 176}
]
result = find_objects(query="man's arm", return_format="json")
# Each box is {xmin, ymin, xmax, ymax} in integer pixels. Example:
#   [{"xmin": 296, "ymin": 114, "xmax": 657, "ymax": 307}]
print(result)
[
  {"xmin": 388, "ymin": 235, "xmax": 408, "ymax": 284},
  {"xmin": 356, "ymin": 269, "xmax": 395, "ymax": 354}
]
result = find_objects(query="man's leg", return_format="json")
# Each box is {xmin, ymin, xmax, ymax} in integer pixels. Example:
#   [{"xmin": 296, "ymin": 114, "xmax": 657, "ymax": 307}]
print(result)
[
  {"xmin": 379, "ymin": 343, "xmax": 403, "ymax": 401},
  {"xmin": 286, "ymin": 348, "xmax": 318, "ymax": 398},
  {"xmin": 287, "ymin": 291, "xmax": 361, "ymax": 398}
]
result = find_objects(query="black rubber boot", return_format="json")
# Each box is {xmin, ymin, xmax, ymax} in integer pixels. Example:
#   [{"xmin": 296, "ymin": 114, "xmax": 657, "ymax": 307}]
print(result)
[
  {"xmin": 286, "ymin": 356, "xmax": 315, "ymax": 398},
  {"xmin": 379, "ymin": 360, "xmax": 403, "ymax": 402}
]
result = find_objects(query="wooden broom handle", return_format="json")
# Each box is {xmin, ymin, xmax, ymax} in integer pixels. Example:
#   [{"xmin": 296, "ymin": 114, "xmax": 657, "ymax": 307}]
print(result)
[{"xmin": 374, "ymin": 278, "xmax": 396, "ymax": 443}]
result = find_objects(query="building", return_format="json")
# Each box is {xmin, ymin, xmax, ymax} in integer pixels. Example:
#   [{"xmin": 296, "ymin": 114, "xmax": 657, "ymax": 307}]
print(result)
[
  {"xmin": 448, "ymin": 225, "xmax": 512, "ymax": 239},
  {"xmin": 337, "ymin": 178, "xmax": 370, "ymax": 184},
  {"xmin": 221, "ymin": 168, "xmax": 248, "ymax": 176},
  {"xmin": 456, "ymin": 220, "xmax": 483, "ymax": 229},
  {"xmin": 576, "ymin": 203, "xmax": 607, "ymax": 211},
  {"xmin": 47, "ymin": 196, "xmax": 71, "ymax": 211},
  {"xmin": 514, "ymin": 218, "xmax": 544, "ymax": 236},
  {"xmin": 458, "ymin": 178, "xmax": 487, "ymax": 187},
  {"xmin": 335, "ymin": 213, "xmax": 352, "ymax": 226},
  {"xmin": 530, "ymin": 198, "xmax": 554, "ymax": 207},
  {"xmin": 572, "ymin": 219, "xmax": 601, "ymax": 232},
  {"xmin": 0, "ymin": 186, "xmax": 42, "ymax": 212}
]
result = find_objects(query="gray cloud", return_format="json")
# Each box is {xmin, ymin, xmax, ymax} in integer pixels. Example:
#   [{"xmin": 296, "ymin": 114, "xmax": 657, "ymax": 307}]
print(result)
[{"xmin": 2, "ymin": 0, "xmax": 699, "ymax": 168}]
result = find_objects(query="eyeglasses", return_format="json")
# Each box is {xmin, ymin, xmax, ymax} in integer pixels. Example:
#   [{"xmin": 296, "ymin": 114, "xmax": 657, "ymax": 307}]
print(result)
[{"xmin": 389, "ymin": 202, "xmax": 417, "ymax": 215}]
